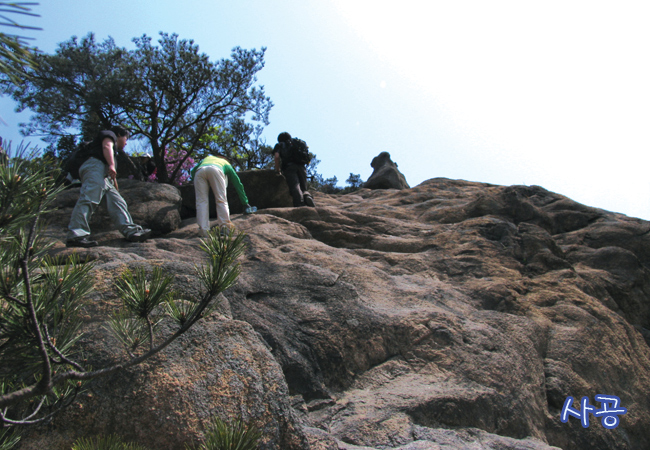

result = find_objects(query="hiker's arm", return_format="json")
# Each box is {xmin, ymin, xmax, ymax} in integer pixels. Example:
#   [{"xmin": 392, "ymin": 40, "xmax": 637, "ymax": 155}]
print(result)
[
  {"xmin": 224, "ymin": 164, "xmax": 249, "ymax": 205},
  {"xmin": 102, "ymin": 137, "xmax": 118, "ymax": 187}
]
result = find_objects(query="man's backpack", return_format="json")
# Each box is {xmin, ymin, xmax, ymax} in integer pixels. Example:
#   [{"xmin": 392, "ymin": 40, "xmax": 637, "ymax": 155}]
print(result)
[
  {"xmin": 62, "ymin": 141, "xmax": 93, "ymax": 180},
  {"xmin": 62, "ymin": 130, "xmax": 116, "ymax": 179},
  {"xmin": 288, "ymin": 138, "xmax": 311, "ymax": 165}
]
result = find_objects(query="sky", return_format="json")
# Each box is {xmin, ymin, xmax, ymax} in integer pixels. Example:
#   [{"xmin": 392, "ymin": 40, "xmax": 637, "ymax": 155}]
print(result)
[{"xmin": 1, "ymin": 1, "xmax": 650, "ymax": 220}]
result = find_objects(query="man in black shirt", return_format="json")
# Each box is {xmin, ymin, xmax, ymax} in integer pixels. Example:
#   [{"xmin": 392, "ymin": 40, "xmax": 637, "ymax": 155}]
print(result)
[
  {"xmin": 66, "ymin": 126, "xmax": 151, "ymax": 247},
  {"xmin": 273, "ymin": 132, "xmax": 315, "ymax": 207}
]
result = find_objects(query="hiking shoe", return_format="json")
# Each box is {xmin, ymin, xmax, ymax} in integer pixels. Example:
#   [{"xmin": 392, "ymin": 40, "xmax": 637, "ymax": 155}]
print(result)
[
  {"xmin": 66, "ymin": 237, "xmax": 98, "ymax": 248},
  {"xmin": 126, "ymin": 228, "xmax": 152, "ymax": 242},
  {"xmin": 303, "ymin": 194, "xmax": 315, "ymax": 207}
]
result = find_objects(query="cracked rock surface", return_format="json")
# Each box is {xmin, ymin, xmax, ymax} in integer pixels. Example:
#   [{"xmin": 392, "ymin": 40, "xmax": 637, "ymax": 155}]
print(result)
[{"xmin": 21, "ymin": 178, "xmax": 650, "ymax": 450}]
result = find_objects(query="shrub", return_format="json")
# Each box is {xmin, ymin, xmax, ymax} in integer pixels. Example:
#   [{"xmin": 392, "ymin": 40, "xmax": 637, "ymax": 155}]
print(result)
[
  {"xmin": 188, "ymin": 417, "xmax": 261, "ymax": 450},
  {"xmin": 71, "ymin": 434, "xmax": 150, "ymax": 450}
]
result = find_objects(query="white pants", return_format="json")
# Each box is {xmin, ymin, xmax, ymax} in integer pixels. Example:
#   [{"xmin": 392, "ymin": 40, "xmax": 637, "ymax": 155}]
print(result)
[{"xmin": 194, "ymin": 165, "xmax": 232, "ymax": 235}]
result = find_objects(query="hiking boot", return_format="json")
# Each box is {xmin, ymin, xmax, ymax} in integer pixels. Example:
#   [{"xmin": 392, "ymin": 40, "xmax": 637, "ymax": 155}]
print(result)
[
  {"xmin": 66, "ymin": 237, "xmax": 98, "ymax": 248},
  {"xmin": 126, "ymin": 228, "xmax": 152, "ymax": 242},
  {"xmin": 303, "ymin": 194, "xmax": 315, "ymax": 207}
]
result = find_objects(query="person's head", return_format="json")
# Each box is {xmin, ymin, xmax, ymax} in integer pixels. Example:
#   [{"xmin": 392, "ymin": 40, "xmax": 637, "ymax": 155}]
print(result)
[
  {"xmin": 111, "ymin": 125, "xmax": 130, "ymax": 151},
  {"xmin": 111, "ymin": 125, "xmax": 131, "ymax": 151},
  {"xmin": 278, "ymin": 132, "xmax": 291, "ymax": 143},
  {"xmin": 111, "ymin": 125, "xmax": 130, "ymax": 139}
]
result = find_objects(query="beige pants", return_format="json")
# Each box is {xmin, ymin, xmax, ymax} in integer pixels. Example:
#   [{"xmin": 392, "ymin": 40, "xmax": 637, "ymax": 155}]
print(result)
[{"xmin": 194, "ymin": 165, "xmax": 232, "ymax": 235}]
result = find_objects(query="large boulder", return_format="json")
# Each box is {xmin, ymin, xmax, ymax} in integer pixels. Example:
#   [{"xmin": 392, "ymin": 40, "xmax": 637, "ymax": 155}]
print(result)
[
  {"xmin": 229, "ymin": 180, "xmax": 650, "ymax": 450},
  {"xmin": 363, "ymin": 151, "xmax": 410, "ymax": 190},
  {"xmin": 19, "ymin": 319, "xmax": 308, "ymax": 450},
  {"xmin": 46, "ymin": 179, "xmax": 182, "ymax": 236}
]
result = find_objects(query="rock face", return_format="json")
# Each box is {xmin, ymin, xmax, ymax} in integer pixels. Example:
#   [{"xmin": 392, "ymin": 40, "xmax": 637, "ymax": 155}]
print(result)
[
  {"xmin": 363, "ymin": 151, "xmax": 410, "ymax": 190},
  {"xmin": 23, "ymin": 177, "xmax": 650, "ymax": 450}
]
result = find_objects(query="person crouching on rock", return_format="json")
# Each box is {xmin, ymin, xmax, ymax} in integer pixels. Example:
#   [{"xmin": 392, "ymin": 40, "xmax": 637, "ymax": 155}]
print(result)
[
  {"xmin": 190, "ymin": 154, "xmax": 256, "ymax": 238},
  {"xmin": 66, "ymin": 126, "xmax": 152, "ymax": 248}
]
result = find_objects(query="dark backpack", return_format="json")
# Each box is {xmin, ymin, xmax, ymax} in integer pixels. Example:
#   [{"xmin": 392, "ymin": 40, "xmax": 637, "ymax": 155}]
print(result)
[
  {"xmin": 288, "ymin": 138, "xmax": 311, "ymax": 165},
  {"xmin": 62, "ymin": 130, "xmax": 116, "ymax": 179},
  {"xmin": 62, "ymin": 141, "xmax": 94, "ymax": 180}
]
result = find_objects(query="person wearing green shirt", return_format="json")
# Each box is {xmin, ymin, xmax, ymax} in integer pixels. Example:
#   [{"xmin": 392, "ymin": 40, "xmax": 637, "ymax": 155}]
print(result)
[{"xmin": 190, "ymin": 155, "xmax": 255, "ymax": 237}]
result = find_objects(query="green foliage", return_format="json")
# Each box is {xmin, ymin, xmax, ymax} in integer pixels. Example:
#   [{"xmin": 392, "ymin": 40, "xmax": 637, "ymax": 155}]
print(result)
[
  {"xmin": 0, "ymin": 2, "xmax": 40, "ymax": 86},
  {"xmin": 71, "ymin": 434, "xmax": 150, "ymax": 450},
  {"xmin": 0, "ymin": 427, "xmax": 20, "ymax": 450},
  {"xmin": 43, "ymin": 134, "xmax": 78, "ymax": 165},
  {"xmin": 115, "ymin": 267, "xmax": 173, "ymax": 319},
  {"xmin": 197, "ymin": 229, "xmax": 246, "ymax": 297},
  {"xmin": 189, "ymin": 417, "xmax": 261, "ymax": 450},
  {"xmin": 107, "ymin": 308, "xmax": 154, "ymax": 356},
  {"xmin": 0, "ymin": 143, "xmax": 88, "ymax": 425},
  {"xmin": 3, "ymin": 31, "xmax": 273, "ymax": 183},
  {"xmin": 165, "ymin": 298, "xmax": 198, "ymax": 327},
  {"xmin": 0, "ymin": 145, "xmax": 78, "ymax": 379},
  {"xmin": 68, "ymin": 417, "xmax": 260, "ymax": 450},
  {"xmin": 204, "ymin": 119, "xmax": 274, "ymax": 171},
  {"xmin": 345, "ymin": 173, "xmax": 363, "ymax": 190},
  {"xmin": 0, "ymin": 31, "xmax": 35, "ymax": 85},
  {"xmin": 109, "ymin": 267, "xmax": 173, "ymax": 354},
  {"xmin": 310, "ymin": 172, "xmax": 364, "ymax": 195},
  {"xmin": 1, "ymin": 254, "xmax": 93, "ymax": 378},
  {"xmin": 4, "ymin": 33, "xmax": 133, "ymax": 139},
  {"xmin": 309, "ymin": 173, "xmax": 339, "ymax": 194}
]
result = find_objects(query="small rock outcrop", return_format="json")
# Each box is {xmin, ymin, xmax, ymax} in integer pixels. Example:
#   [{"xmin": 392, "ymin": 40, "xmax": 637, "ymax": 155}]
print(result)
[
  {"xmin": 22, "ymin": 177, "xmax": 650, "ymax": 450},
  {"xmin": 363, "ymin": 151, "xmax": 410, "ymax": 190}
]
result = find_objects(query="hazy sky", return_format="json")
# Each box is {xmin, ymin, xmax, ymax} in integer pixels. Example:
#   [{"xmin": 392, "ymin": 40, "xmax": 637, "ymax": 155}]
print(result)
[{"xmin": 2, "ymin": 1, "xmax": 649, "ymax": 219}]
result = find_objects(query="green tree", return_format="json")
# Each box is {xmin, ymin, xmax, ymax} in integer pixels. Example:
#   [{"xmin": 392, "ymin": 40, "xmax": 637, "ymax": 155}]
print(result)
[
  {"xmin": 0, "ymin": 147, "xmax": 247, "ymax": 431},
  {"xmin": 345, "ymin": 173, "xmax": 362, "ymax": 190},
  {"xmin": 204, "ymin": 118, "xmax": 274, "ymax": 171},
  {"xmin": 3, "ymin": 32, "xmax": 272, "ymax": 184},
  {"xmin": 310, "ymin": 174, "xmax": 340, "ymax": 194},
  {"xmin": 3, "ymin": 33, "xmax": 134, "ymax": 143},
  {"xmin": 124, "ymin": 33, "xmax": 272, "ymax": 182}
]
